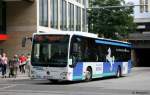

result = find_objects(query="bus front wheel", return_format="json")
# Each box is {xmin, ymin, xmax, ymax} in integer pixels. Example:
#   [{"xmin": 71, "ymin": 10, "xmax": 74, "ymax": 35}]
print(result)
[{"xmin": 85, "ymin": 67, "xmax": 92, "ymax": 81}]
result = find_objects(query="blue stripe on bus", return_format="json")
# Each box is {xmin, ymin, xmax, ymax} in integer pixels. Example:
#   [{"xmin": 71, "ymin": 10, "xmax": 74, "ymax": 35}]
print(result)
[
  {"xmin": 103, "ymin": 62, "xmax": 122, "ymax": 73},
  {"xmin": 72, "ymin": 61, "xmax": 131, "ymax": 80},
  {"xmin": 73, "ymin": 62, "xmax": 83, "ymax": 80},
  {"xmin": 95, "ymin": 40, "xmax": 131, "ymax": 47}
]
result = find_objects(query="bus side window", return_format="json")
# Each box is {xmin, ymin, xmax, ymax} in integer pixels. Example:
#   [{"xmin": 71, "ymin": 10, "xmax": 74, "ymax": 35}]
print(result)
[
  {"xmin": 83, "ymin": 38, "xmax": 98, "ymax": 62},
  {"xmin": 97, "ymin": 44, "xmax": 113, "ymax": 62}
]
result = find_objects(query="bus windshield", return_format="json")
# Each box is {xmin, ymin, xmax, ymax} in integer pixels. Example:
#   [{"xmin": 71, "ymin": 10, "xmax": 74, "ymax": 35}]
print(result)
[{"xmin": 31, "ymin": 35, "xmax": 70, "ymax": 67}]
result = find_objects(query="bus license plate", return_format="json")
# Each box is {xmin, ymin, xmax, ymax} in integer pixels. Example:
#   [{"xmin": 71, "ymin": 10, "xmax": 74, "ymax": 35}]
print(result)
[
  {"xmin": 47, "ymin": 76, "xmax": 53, "ymax": 79},
  {"xmin": 44, "ymin": 76, "xmax": 53, "ymax": 79}
]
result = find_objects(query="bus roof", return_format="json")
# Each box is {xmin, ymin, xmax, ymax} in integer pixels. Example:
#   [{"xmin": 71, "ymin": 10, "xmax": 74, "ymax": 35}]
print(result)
[
  {"xmin": 34, "ymin": 31, "xmax": 98, "ymax": 38},
  {"xmin": 34, "ymin": 31, "xmax": 131, "ymax": 47}
]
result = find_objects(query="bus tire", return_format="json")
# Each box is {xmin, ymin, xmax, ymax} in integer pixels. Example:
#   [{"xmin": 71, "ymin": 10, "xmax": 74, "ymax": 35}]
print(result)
[
  {"xmin": 116, "ymin": 66, "xmax": 122, "ymax": 78},
  {"xmin": 85, "ymin": 67, "xmax": 92, "ymax": 81}
]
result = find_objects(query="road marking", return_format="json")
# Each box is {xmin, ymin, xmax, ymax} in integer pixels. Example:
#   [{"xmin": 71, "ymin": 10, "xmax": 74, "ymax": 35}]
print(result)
[
  {"xmin": 0, "ymin": 84, "xmax": 17, "ymax": 90},
  {"xmin": 0, "ymin": 89, "xmax": 65, "ymax": 94}
]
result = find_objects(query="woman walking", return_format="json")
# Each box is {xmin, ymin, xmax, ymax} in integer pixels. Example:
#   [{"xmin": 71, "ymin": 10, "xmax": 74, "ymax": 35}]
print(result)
[
  {"xmin": 19, "ymin": 54, "xmax": 27, "ymax": 73},
  {"xmin": 0, "ymin": 54, "xmax": 2, "ymax": 72},
  {"xmin": 1, "ymin": 53, "xmax": 8, "ymax": 78}
]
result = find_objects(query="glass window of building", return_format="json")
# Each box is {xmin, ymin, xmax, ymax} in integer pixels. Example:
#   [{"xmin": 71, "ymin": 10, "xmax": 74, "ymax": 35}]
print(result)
[
  {"xmin": 60, "ymin": 0, "xmax": 67, "ymax": 30},
  {"xmin": 70, "ymin": 4, "xmax": 74, "ymax": 31},
  {"xmin": 149, "ymin": 0, "xmax": 150, "ymax": 12},
  {"xmin": 39, "ymin": 0, "xmax": 48, "ymax": 27},
  {"xmin": 75, "ymin": 6, "xmax": 77, "ymax": 31},
  {"xmin": 68, "ymin": 3, "xmax": 71, "ymax": 31},
  {"xmin": 83, "ymin": 0, "xmax": 86, "ymax": 5},
  {"xmin": 140, "ymin": 0, "xmax": 145, "ymax": 13},
  {"xmin": 50, "ymin": 0, "xmax": 58, "ymax": 29},
  {"xmin": 60, "ymin": 0, "xmax": 62, "ymax": 30},
  {"xmin": 50, "ymin": 0, "xmax": 54, "ymax": 28},
  {"xmin": 68, "ymin": 3, "xmax": 74, "ymax": 31},
  {"xmin": 0, "ymin": 1, "xmax": 6, "ymax": 34},
  {"xmin": 82, "ymin": 9, "xmax": 86, "ymax": 32},
  {"xmin": 145, "ymin": 0, "xmax": 149, "ymax": 12},
  {"xmin": 76, "ymin": 6, "xmax": 81, "ymax": 31},
  {"xmin": 76, "ymin": 0, "xmax": 81, "ymax": 3}
]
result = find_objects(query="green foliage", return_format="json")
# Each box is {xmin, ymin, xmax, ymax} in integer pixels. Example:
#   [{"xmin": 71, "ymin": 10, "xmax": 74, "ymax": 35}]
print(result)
[{"xmin": 88, "ymin": 0, "xmax": 136, "ymax": 39}]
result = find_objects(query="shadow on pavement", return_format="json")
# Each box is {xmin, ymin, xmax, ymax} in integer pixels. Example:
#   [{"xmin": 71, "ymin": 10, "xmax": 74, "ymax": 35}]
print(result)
[{"xmin": 33, "ymin": 76, "xmax": 125, "ymax": 85}]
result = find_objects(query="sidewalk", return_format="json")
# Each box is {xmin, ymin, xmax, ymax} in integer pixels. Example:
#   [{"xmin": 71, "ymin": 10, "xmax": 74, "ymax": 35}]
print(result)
[{"xmin": 0, "ymin": 71, "xmax": 30, "ymax": 81}]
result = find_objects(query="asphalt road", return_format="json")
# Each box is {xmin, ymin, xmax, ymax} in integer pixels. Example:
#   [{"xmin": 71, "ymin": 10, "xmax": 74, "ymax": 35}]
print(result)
[{"xmin": 0, "ymin": 67, "xmax": 150, "ymax": 95}]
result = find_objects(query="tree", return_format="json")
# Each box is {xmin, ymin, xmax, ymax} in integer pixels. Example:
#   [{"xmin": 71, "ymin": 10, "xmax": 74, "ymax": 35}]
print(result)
[{"xmin": 88, "ymin": 0, "xmax": 136, "ymax": 39}]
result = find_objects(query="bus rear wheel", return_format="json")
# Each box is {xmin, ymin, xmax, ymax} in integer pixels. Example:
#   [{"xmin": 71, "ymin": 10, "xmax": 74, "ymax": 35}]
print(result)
[{"xmin": 85, "ymin": 67, "xmax": 92, "ymax": 81}]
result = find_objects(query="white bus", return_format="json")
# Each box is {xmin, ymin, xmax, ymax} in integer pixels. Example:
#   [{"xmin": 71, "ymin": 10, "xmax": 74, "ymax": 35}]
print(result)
[{"xmin": 31, "ymin": 31, "xmax": 132, "ymax": 82}]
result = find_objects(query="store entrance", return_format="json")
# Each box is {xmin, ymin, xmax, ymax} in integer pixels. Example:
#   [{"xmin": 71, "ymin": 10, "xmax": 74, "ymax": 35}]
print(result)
[{"xmin": 135, "ymin": 48, "xmax": 150, "ymax": 67}]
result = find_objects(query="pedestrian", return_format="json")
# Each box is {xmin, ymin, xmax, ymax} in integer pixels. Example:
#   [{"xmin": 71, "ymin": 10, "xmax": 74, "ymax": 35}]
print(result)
[
  {"xmin": 26, "ymin": 53, "xmax": 31, "ymax": 77},
  {"xmin": 8, "ymin": 59, "xmax": 14, "ymax": 78},
  {"xmin": 0, "ymin": 54, "xmax": 2, "ymax": 72},
  {"xmin": 19, "ymin": 54, "xmax": 27, "ymax": 73},
  {"xmin": 13, "ymin": 54, "xmax": 19, "ymax": 77},
  {"xmin": 9, "ymin": 54, "xmax": 19, "ymax": 78},
  {"xmin": 1, "ymin": 53, "xmax": 8, "ymax": 78}
]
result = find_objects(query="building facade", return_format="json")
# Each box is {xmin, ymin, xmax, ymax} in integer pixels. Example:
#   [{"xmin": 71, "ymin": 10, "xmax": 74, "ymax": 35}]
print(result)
[
  {"xmin": 125, "ymin": 0, "xmax": 150, "ymax": 66},
  {"xmin": 125, "ymin": 0, "xmax": 150, "ymax": 33},
  {"xmin": 129, "ymin": 0, "xmax": 150, "ymax": 32},
  {"xmin": 37, "ymin": 0, "xmax": 88, "ymax": 32},
  {"xmin": 0, "ymin": 0, "xmax": 88, "ymax": 58}
]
